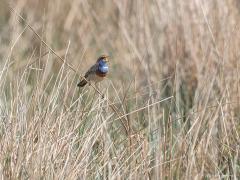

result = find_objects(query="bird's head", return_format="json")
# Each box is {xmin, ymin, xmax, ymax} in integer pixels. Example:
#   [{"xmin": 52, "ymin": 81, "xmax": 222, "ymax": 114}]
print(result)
[
  {"xmin": 97, "ymin": 55, "xmax": 109, "ymax": 73},
  {"xmin": 97, "ymin": 55, "xmax": 109, "ymax": 63}
]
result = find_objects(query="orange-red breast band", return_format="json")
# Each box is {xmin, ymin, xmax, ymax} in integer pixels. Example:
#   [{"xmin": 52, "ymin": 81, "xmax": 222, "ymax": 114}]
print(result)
[{"xmin": 96, "ymin": 71, "xmax": 107, "ymax": 77}]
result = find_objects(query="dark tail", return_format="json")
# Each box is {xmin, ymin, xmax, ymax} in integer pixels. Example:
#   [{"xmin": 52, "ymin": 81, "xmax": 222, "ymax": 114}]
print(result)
[{"xmin": 77, "ymin": 79, "xmax": 88, "ymax": 87}]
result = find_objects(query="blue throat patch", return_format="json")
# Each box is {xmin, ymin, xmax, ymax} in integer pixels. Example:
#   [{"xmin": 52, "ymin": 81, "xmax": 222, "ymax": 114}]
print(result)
[{"xmin": 98, "ymin": 60, "xmax": 108, "ymax": 73}]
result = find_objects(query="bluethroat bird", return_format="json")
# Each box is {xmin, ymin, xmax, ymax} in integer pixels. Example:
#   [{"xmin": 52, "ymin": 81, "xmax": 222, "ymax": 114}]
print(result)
[{"xmin": 77, "ymin": 55, "xmax": 109, "ymax": 87}]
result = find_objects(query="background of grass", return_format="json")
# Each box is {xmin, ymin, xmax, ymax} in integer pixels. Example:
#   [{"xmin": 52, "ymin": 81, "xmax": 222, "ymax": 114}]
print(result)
[{"xmin": 0, "ymin": 0, "xmax": 240, "ymax": 179}]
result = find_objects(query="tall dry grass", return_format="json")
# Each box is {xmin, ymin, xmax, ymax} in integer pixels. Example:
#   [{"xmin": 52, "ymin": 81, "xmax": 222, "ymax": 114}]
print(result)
[{"xmin": 0, "ymin": 0, "xmax": 240, "ymax": 179}]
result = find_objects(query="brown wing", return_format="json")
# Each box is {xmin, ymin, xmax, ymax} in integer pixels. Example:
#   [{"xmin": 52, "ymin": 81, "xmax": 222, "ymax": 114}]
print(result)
[
  {"xmin": 77, "ymin": 63, "xmax": 98, "ymax": 87},
  {"xmin": 84, "ymin": 63, "xmax": 98, "ymax": 79}
]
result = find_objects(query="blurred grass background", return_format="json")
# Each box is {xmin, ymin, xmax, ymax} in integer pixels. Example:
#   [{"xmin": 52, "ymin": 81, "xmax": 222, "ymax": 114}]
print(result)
[{"xmin": 0, "ymin": 0, "xmax": 240, "ymax": 179}]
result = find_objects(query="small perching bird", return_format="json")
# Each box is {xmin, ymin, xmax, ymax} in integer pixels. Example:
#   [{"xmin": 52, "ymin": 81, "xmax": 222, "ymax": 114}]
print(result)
[{"xmin": 77, "ymin": 55, "xmax": 109, "ymax": 87}]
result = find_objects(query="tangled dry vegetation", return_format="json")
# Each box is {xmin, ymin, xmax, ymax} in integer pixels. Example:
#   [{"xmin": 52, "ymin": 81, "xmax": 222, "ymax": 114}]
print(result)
[{"xmin": 0, "ymin": 0, "xmax": 240, "ymax": 179}]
